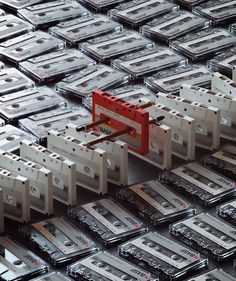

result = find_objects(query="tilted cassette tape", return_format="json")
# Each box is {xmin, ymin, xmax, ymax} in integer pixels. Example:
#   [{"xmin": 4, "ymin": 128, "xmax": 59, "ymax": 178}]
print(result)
[
  {"xmin": 49, "ymin": 14, "xmax": 122, "ymax": 46},
  {"xmin": 119, "ymin": 232, "xmax": 207, "ymax": 280},
  {"xmin": 145, "ymin": 64, "xmax": 212, "ymax": 94},
  {"xmin": 19, "ymin": 49, "xmax": 95, "ymax": 83},
  {"xmin": 19, "ymin": 107, "xmax": 91, "ymax": 141},
  {"xmin": 155, "ymin": 91, "xmax": 220, "ymax": 151},
  {"xmin": 175, "ymin": 0, "xmax": 206, "ymax": 10},
  {"xmin": 18, "ymin": 0, "xmax": 89, "ymax": 28},
  {"xmin": 186, "ymin": 269, "xmax": 236, "ymax": 281},
  {"xmin": 109, "ymin": 0, "xmax": 179, "ymax": 28},
  {"xmin": 0, "ymin": 31, "xmax": 65, "ymax": 64},
  {"xmin": 0, "ymin": 87, "xmax": 66, "ymax": 123},
  {"xmin": 0, "ymin": 236, "xmax": 48, "ymax": 281},
  {"xmin": 20, "ymin": 140, "xmax": 77, "ymax": 206},
  {"xmin": 112, "ymin": 47, "xmax": 187, "ymax": 80},
  {"xmin": 180, "ymin": 84, "xmax": 236, "ymax": 141},
  {"xmin": 65, "ymin": 124, "xmax": 128, "ymax": 187},
  {"xmin": 0, "ymin": 150, "xmax": 53, "ymax": 215},
  {"xmin": 56, "ymin": 64, "xmax": 130, "ymax": 98},
  {"xmin": 218, "ymin": 199, "xmax": 236, "ymax": 225},
  {"xmin": 139, "ymin": 97, "xmax": 195, "ymax": 161},
  {"xmin": 194, "ymin": 0, "xmax": 236, "ymax": 25},
  {"xmin": 80, "ymin": 30, "xmax": 153, "ymax": 63},
  {"xmin": 141, "ymin": 11, "xmax": 211, "ymax": 43},
  {"xmin": 48, "ymin": 130, "xmax": 107, "ymax": 195},
  {"xmin": 68, "ymin": 251, "xmax": 157, "ymax": 281},
  {"xmin": 170, "ymin": 212, "xmax": 236, "ymax": 261},
  {"xmin": 0, "ymin": 189, "xmax": 3, "ymax": 234},
  {"xmin": 79, "ymin": 0, "xmax": 126, "ymax": 12},
  {"xmin": 69, "ymin": 198, "xmax": 147, "ymax": 245},
  {"xmin": 31, "ymin": 272, "xmax": 73, "ymax": 281},
  {"xmin": 117, "ymin": 180, "xmax": 196, "ymax": 226},
  {"xmin": 19, "ymin": 217, "xmax": 97, "ymax": 266},
  {"xmin": 162, "ymin": 162, "xmax": 236, "ymax": 206},
  {"xmin": 170, "ymin": 28, "xmax": 236, "ymax": 62},
  {"xmin": 212, "ymin": 72, "xmax": 236, "ymax": 97},
  {"xmin": 0, "ymin": 0, "xmax": 43, "ymax": 10}
]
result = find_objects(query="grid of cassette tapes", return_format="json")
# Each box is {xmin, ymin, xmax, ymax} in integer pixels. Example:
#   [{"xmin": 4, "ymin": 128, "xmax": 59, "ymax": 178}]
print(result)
[{"xmin": 0, "ymin": 0, "xmax": 236, "ymax": 281}]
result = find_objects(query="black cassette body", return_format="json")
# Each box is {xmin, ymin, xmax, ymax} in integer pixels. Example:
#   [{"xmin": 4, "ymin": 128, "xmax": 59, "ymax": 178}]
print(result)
[
  {"xmin": 31, "ymin": 272, "xmax": 72, "ymax": 281},
  {"xmin": 80, "ymin": 30, "xmax": 153, "ymax": 63},
  {"xmin": 175, "ymin": 0, "xmax": 207, "ymax": 10},
  {"xmin": 79, "ymin": 0, "xmax": 126, "ymax": 12},
  {"xmin": 49, "ymin": 15, "xmax": 122, "ymax": 46},
  {"xmin": 218, "ymin": 199, "xmax": 236, "ymax": 226},
  {"xmin": 0, "ymin": 31, "xmax": 65, "ymax": 64},
  {"xmin": 18, "ymin": 0, "xmax": 89, "ymax": 28},
  {"xmin": 109, "ymin": 0, "xmax": 179, "ymax": 28},
  {"xmin": 69, "ymin": 198, "xmax": 147, "ymax": 245},
  {"xmin": 56, "ymin": 64, "xmax": 130, "ymax": 98},
  {"xmin": 117, "ymin": 180, "xmax": 196, "ymax": 226},
  {"xmin": 141, "ymin": 11, "xmax": 211, "ymax": 43},
  {"xmin": 112, "ymin": 47, "xmax": 187, "ymax": 80},
  {"xmin": 0, "ymin": 0, "xmax": 43, "ymax": 11},
  {"xmin": 19, "ymin": 217, "xmax": 97, "ymax": 267},
  {"xmin": 186, "ymin": 269, "xmax": 236, "ymax": 281},
  {"xmin": 170, "ymin": 28, "xmax": 236, "ymax": 62},
  {"xmin": 19, "ymin": 49, "xmax": 95, "ymax": 83},
  {"xmin": 119, "ymin": 232, "xmax": 207, "ymax": 280},
  {"xmin": 161, "ymin": 162, "xmax": 236, "ymax": 206},
  {"xmin": 0, "ymin": 236, "xmax": 48, "ymax": 281},
  {"xmin": 170, "ymin": 213, "xmax": 236, "ymax": 261}
]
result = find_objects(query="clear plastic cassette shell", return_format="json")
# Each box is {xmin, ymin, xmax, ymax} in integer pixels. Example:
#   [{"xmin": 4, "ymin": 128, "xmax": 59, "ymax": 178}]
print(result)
[
  {"xmin": 194, "ymin": 0, "xmax": 236, "ymax": 25},
  {"xmin": 141, "ymin": 11, "xmax": 211, "ymax": 43},
  {"xmin": 161, "ymin": 162, "xmax": 236, "ymax": 207},
  {"xmin": 175, "ymin": 0, "xmax": 207, "ymax": 10},
  {"xmin": 170, "ymin": 28, "xmax": 236, "ymax": 62},
  {"xmin": 80, "ymin": 30, "xmax": 154, "ymax": 63},
  {"xmin": 19, "ymin": 107, "xmax": 91, "ymax": 141},
  {"xmin": 112, "ymin": 47, "xmax": 187, "ymax": 80},
  {"xmin": 119, "ymin": 232, "xmax": 207, "ymax": 280},
  {"xmin": 79, "ymin": 0, "xmax": 126, "ymax": 12},
  {"xmin": 0, "ymin": 236, "xmax": 48, "ymax": 281},
  {"xmin": 31, "ymin": 272, "xmax": 73, "ymax": 281},
  {"xmin": 170, "ymin": 212, "xmax": 236, "ymax": 261},
  {"xmin": 185, "ymin": 269, "xmax": 236, "ymax": 281},
  {"xmin": 68, "ymin": 251, "xmax": 157, "ymax": 281},
  {"xmin": 117, "ymin": 180, "xmax": 196, "ymax": 226},
  {"xmin": 49, "ymin": 15, "xmax": 122, "ymax": 46},
  {"xmin": 0, "ymin": 0, "xmax": 43, "ymax": 11},
  {"xmin": 0, "ymin": 86, "xmax": 66, "ymax": 122},
  {"xmin": 145, "ymin": 64, "xmax": 212, "ymax": 94},
  {"xmin": 69, "ymin": 198, "xmax": 147, "ymax": 245},
  {"xmin": 56, "ymin": 64, "xmax": 130, "ymax": 98},
  {"xmin": 0, "ymin": 31, "xmax": 65, "ymax": 64},
  {"xmin": 0, "ymin": 68, "xmax": 35, "ymax": 96},
  {"xmin": 19, "ymin": 49, "xmax": 95, "ymax": 84},
  {"xmin": 109, "ymin": 0, "xmax": 179, "ymax": 28},
  {"xmin": 217, "ymin": 199, "xmax": 236, "ymax": 225},
  {"xmin": 19, "ymin": 216, "xmax": 97, "ymax": 267},
  {"xmin": 18, "ymin": 0, "xmax": 89, "ymax": 28}
]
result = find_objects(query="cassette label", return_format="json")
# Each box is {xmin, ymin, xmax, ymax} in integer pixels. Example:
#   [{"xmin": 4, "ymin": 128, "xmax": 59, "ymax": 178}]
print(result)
[
  {"xmin": 0, "ymin": 0, "xmax": 43, "ymax": 10},
  {"xmin": 212, "ymin": 72, "xmax": 236, "ymax": 97},
  {"xmin": 0, "ymin": 189, "xmax": 3, "ymax": 234},
  {"xmin": 186, "ymin": 269, "xmax": 236, "ymax": 281}
]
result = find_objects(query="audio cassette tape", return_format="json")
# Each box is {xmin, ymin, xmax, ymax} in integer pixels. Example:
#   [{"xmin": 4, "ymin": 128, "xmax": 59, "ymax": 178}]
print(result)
[
  {"xmin": 65, "ymin": 124, "xmax": 128, "ymax": 187},
  {"xmin": 141, "ymin": 11, "xmax": 211, "ymax": 43},
  {"xmin": 0, "ymin": 0, "xmax": 43, "ymax": 11},
  {"xmin": 232, "ymin": 65, "xmax": 236, "ymax": 82},
  {"xmin": 117, "ymin": 180, "xmax": 195, "ymax": 226},
  {"xmin": 19, "ymin": 107, "xmax": 91, "ymax": 141},
  {"xmin": 0, "ymin": 236, "xmax": 48, "ymax": 281},
  {"xmin": 80, "ymin": 30, "xmax": 153, "ymax": 63},
  {"xmin": 19, "ymin": 217, "xmax": 97, "ymax": 266},
  {"xmin": 19, "ymin": 49, "xmax": 95, "ymax": 83},
  {"xmin": 218, "ymin": 199, "xmax": 236, "ymax": 225},
  {"xmin": 162, "ymin": 162, "xmax": 236, "ymax": 206},
  {"xmin": 56, "ymin": 64, "xmax": 130, "ymax": 98},
  {"xmin": 112, "ymin": 47, "xmax": 187, "ymax": 80},
  {"xmin": 170, "ymin": 28, "xmax": 236, "ymax": 62},
  {"xmin": 18, "ymin": 0, "xmax": 89, "ymax": 28},
  {"xmin": 69, "ymin": 198, "xmax": 147, "ymax": 245},
  {"xmin": 170, "ymin": 212, "xmax": 236, "ymax": 261},
  {"xmin": 0, "ymin": 188, "xmax": 3, "ymax": 234},
  {"xmin": 0, "ymin": 87, "xmax": 66, "ymax": 123},
  {"xmin": 48, "ymin": 130, "xmax": 107, "ymax": 195},
  {"xmin": 79, "ymin": 0, "xmax": 126, "ymax": 12},
  {"xmin": 31, "ymin": 272, "xmax": 73, "ymax": 281},
  {"xmin": 68, "ymin": 251, "xmax": 157, "ymax": 281},
  {"xmin": 109, "ymin": 0, "xmax": 179, "ymax": 28},
  {"xmin": 186, "ymin": 269, "xmax": 236, "ymax": 281},
  {"xmin": 20, "ymin": 140, "xmax": 77, "ymax": 206},
  {"xmin": 119, "ymin": 232, "xmax": 207, "ymax": 280},
  {"xmin": 175, "ymin": 0, "xmax": 206, "ymax": 10},
  {"xmin": 231, "ymin": 23, "xmax": 236, "ymax": 35},
  {"xmin": 211, "ymin": 72, "xmax": 236, "ymax": 97},
  {"xmin": 0, "ymin": 150, "xmax": 53, "ymax": 215},
  {"xmin": 49, "ymin": 14, "xmax": 122, "ymax": 46},
  {"xmin": 0, "ymin": 31, "xmax": 65, "ymax": 64},
  {"xmin": 145, "ymin": 65, "xmax": 212, "ymax": 94}
]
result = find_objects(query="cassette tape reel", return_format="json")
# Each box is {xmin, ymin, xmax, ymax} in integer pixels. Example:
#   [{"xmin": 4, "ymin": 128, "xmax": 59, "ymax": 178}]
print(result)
[
  {"xmin": 186, "ymin": 269, "xmax": 236, "ymax": 281},
  {"xmin": 79, "ymin": 0, "xmax": 126, "ymax": 12},
  {"xmin": 0, "ymin": 0, "xmax": 43, "ymax": 10}
]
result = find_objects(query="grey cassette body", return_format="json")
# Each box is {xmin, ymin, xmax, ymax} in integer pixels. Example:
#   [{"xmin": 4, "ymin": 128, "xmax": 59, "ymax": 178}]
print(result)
[
  {"xmin": 48, "ymin": 130, "xmax": 107, "ymax": 195},
  {"xmin": 0, "ymin": 150, "xmax": 53, "ymax": 215},
  {"xmin": 186, "ymin": 269, "xmax": 236, "ymax": 281},
  {"xmin": 212, "ymin": 72, "xmax": 236, "ymax": 97},
  {"xmin": 0, "ymin": 0, "xmax": 43, "ymax": 10},
  {"xmin": 0, "ymin": 189, "xmax": 3, "ymax": 234},
  {"xmin": 19, "ymin": 49, "xmax": 95, "ymax": 83},
  {"xmin": 20, "ymin": 140, "xmax": 77, "ymax": 206},
  {"xmin": 79, "ymin": 0, "xmax": 126, "ymax": 12},
  {"xmin": 31, "ymin": 272, "xmax": 72, "ymax": 281},
  {"xmin": 0, "ymin": 31, "xmax": 65, "ymax": 64}
]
